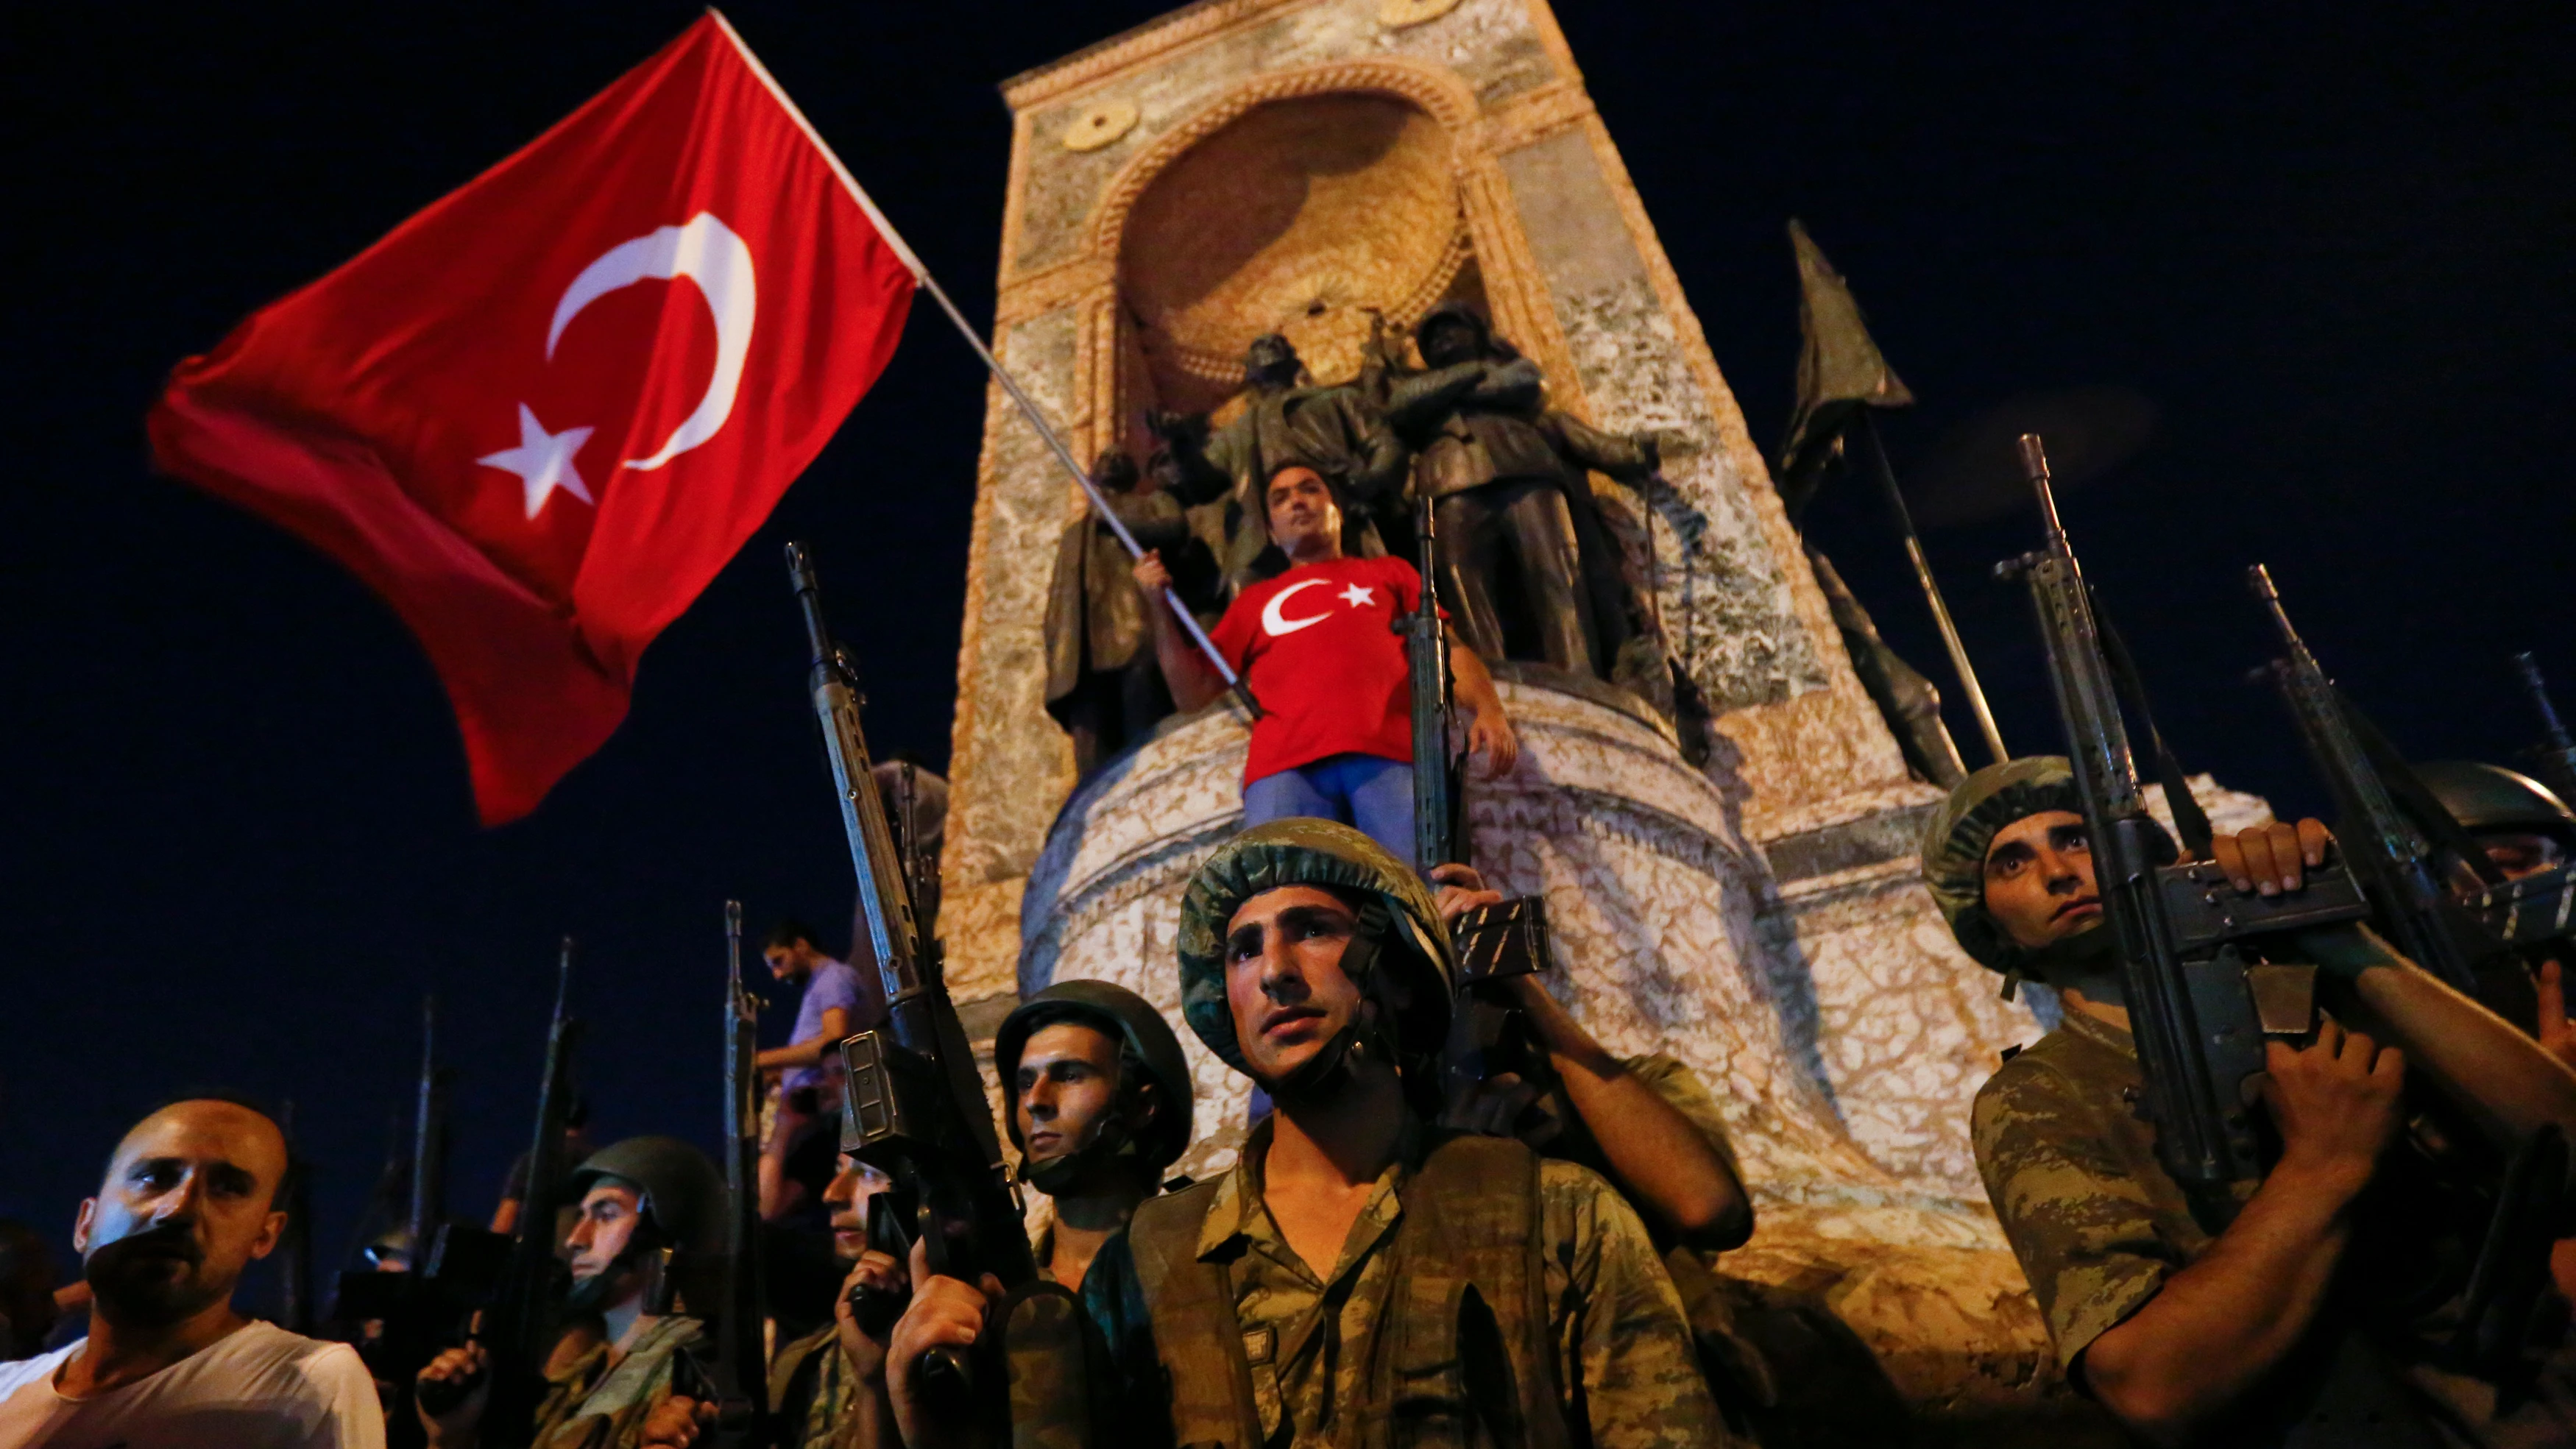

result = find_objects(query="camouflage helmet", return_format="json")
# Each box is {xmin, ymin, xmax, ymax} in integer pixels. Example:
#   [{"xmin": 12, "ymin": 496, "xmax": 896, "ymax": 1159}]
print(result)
[
  {"xmin": 1175, "ymin": 818, "xmax": 1452, "ymax": 1075},
  {"xmin": 995, "ymin": 979, "xmax": 1196, "ymax": 1171},
  {"xmin": 568, "ymin": 1136, "xmax": 723, "ymax": 1257},
  {"xmin": 2416, "ymin": 762, "xmax": 2576, "ymax": 837},
  {"xmin": 1919, "ymin": 757, "xmax": 2088, "ymax": 974}
]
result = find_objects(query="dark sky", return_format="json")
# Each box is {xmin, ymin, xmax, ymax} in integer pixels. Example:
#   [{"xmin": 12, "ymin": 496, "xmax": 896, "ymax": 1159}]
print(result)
[{"xmin": 8, "ymin": 1, "xmax": 2571, "ymax": 1298}]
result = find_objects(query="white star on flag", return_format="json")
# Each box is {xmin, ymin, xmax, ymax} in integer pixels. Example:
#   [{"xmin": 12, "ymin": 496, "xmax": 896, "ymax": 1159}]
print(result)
[
  {"xmin": 478, "ymin": 403, "xmax": 598, "ymax": 519},
  {"xmin": 1338, "ymin": 583, "xmax": 1377, "ymax": 608}
]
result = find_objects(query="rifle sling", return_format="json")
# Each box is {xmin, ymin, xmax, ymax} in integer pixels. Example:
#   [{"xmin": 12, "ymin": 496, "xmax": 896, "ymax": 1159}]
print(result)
[{"xmin": 2095, "ymin": 603, "xmax": 2215, "ymax": 858}]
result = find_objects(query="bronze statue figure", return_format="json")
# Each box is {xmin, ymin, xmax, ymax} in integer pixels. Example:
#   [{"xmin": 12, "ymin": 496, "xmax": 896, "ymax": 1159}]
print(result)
[
  {"xmin": 1042, "ymin": 449, "xmax": 1220, "ymax": 774},
  {"xmin": 1147, "ymin": 332, "xmax": 1404, "ymax": 588},
  {"xmin": 1386, "ymin": 303, "xmax": 1661, "ymax": 684}
]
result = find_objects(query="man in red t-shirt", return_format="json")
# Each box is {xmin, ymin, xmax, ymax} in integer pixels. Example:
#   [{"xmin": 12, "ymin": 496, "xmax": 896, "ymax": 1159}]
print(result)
[{"xmin": 1135, "ymin": 463, "xmax": 1515, "ymax": 861}]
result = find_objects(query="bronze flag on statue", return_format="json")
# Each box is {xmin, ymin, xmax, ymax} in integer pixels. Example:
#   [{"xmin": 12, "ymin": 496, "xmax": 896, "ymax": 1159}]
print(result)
[{"xmin": 1777, "ymin": 219, "xmax": 1914, "ymax": 514}]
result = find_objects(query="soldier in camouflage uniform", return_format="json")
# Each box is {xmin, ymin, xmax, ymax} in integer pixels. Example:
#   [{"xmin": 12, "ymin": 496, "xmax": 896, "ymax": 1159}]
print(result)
[
  {"xmin": 1932, "ymin": 757, "xmax": 2576, "ymax": 1446},
  {"xmin": 994, "ymin": 980, "xmax": 1195, "ymax": 1292},
  {"xmin": 746, "ymin": 1152, "xmax": 901, "ymax": 1449},
  {"xmin": 888, "ymin": 818, "xmax": 1729, "ymax": 1448},
  {"xmin": 418, "ymin": 1137, "xmax": 719, "ymax": 1449}
]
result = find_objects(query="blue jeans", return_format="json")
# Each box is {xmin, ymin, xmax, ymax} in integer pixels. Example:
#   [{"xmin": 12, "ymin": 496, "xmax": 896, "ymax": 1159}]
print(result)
[{"xmin": 1242, "ymin": 753, "xmax": 1415, "ymax": 862}]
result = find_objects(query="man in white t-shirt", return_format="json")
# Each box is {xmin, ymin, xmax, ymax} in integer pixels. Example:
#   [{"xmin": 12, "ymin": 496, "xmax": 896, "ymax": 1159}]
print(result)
[{"xmin": 0, "ymin": 1094, "xmax": 383, "ymax": 1447}]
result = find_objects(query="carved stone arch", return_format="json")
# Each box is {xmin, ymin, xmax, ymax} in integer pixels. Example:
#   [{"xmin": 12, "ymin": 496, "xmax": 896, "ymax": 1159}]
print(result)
[
  {"xmin": 1086, "ymin": 57, "xmax": 1485, "ymax": 258},
  {"xmin": 1083, "ymin": 57, "xmax": 1557, "ymax": 423}
]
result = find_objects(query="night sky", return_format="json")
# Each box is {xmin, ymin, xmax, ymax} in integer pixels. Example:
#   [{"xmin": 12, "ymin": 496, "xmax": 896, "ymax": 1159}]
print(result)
[{"xmin": 8, "ymin": 2, "xmax": 2570, "ymax": 1299}]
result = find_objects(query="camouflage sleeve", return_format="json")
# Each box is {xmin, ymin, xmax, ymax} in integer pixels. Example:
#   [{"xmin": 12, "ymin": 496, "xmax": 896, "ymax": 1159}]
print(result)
[
  {"xmin": 1971, "ymin": 1057, "xmax": 2177, "ymax": 1372},
  {"xmin": 1540, "ymin": 1159, "xmax": 1741, "ymax": 1449}
]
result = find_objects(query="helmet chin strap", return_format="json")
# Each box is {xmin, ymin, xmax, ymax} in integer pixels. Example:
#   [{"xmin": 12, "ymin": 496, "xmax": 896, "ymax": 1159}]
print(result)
[
  {"xmin": 1017, "ymin": 1108, "xmax": 1141, "ymax": 1197},
  {"xmin": 1256, "ymin": 900, "xmax": 1404, "ymax": 1107},
  {"xmin": 565, "ymin": 1219, "xmax": 667, "ymax": 1314},
  {"xmin": 2030, "ymin": 922, "xmax": 2127, "ymax": 1007}
]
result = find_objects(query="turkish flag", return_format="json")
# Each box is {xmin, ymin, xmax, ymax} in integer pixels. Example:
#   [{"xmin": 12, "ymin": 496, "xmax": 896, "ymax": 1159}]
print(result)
[{"xmin": 149, "ymin": 14, "xmax": 917, "ymax": 824}]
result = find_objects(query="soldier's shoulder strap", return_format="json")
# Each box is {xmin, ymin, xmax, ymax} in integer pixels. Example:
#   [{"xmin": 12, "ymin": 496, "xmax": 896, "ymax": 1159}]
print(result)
[
  {"xmin": 1126, "ymin": 1177, "xmax": 1265, "ymax": 1449},
  {"xmin": 1382, "ymin": 1133, "xmax": 1573, "ymax": 1449}
]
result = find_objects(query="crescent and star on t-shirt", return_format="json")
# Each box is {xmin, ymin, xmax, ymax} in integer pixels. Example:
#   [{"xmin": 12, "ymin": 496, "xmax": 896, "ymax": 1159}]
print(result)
[{"xmin": 1209, "ymin": 556, "xmax": 1442, "ymax": 787}]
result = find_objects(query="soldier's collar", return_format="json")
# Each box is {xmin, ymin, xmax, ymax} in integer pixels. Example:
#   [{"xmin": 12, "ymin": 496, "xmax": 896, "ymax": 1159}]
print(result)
[
  {"xmin": 1197, "ymin": 1111, "xmax": 1427, "ymax": 1261},
  {"xmin": 1197, "ymin": 1116, "xmax": 1274, "ymax": 1259},
  {"xmin": 2058, "ymin": 1004, "xmax": 2137, "ymax": 1058}
]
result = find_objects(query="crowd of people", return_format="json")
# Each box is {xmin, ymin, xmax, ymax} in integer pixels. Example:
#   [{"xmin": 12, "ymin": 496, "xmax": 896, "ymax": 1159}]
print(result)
[
  {"xmin": 12, "ymin": 303, "xmax": 2576, "ymax": 1449},
  {"xmin": 15, "ymin": 754, "xmax": 2576, "ymax": 1447}
]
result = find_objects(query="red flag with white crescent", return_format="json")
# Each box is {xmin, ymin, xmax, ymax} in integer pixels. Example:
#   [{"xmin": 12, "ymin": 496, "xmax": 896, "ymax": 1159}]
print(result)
[{"xmin": 149, "ymin": 13, "xmax": 918, "ymax": 824}]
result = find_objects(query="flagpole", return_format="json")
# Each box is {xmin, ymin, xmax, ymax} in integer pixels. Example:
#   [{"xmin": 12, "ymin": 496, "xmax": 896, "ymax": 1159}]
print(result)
[
  {"xmin": 710, "ymin": 8, "xmax": 1261, "ymax": 719},
  {"xmin": 1855, "ymin": 412, "xmax": 2006, "ymax": 765},
  {"xmin": 909, "ymin": 274, "xmax": 1261, "ymax": 720}
]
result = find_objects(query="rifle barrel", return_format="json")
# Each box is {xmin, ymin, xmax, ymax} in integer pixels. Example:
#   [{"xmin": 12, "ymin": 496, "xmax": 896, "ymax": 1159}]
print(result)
[
  {"xmin": 2519, "ymin": 653, "xmax": 2576, "ymax": 753},
  {"xmin": 408, "ymin": 996, "xmax": 440, "ymax": 1254}
]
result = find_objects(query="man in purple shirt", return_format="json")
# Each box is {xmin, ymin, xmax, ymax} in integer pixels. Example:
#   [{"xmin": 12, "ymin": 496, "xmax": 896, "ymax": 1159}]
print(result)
[{"xmin": 756, "ymin": 919, "xmax": 863, "ymax": 1222}]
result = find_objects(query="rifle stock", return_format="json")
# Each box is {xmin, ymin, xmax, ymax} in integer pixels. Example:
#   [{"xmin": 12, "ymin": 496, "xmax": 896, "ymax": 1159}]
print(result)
[{"xmin": 785, "ymin": 542, "xmax": 1033, "ymax": 1409}]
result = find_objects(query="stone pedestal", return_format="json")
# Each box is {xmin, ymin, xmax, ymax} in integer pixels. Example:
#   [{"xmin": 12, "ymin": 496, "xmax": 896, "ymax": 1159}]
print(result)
[{"xmin": 1019, "ymin": 679, "xmax": 2101, "ymax": 1424}]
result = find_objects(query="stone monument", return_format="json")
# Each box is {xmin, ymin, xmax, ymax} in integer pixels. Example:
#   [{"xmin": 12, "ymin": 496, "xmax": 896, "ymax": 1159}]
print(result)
[{"xmin": 933, "ymin": 0, "xmax": 2207, "ymax": 1433}]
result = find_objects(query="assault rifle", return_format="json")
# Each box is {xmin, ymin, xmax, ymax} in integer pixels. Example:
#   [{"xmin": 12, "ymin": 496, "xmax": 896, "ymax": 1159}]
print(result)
[
  {"xmin": 698, "ymin": 900, "xmax": 775, "ymax": 1444},
  {"xmin": 1998, "ymin": 436, "xmax": 2374, "ymax": 1195},
  {"xmin": 2246, "ymin": 566, "xmax": 2501, "ymax": 999},
  {"xmin": 785, "ymin": 543, "xmax": 1035, "ymax": 1401},
  {"xmin": 1999, "ymin": 437, "xmax": 2474, "ymax": 1440},
  {"xmin": 2516, "ymin": 654, "xmax": 2576, "ymax": 812},
  {"xmin": 335, "ymin": 1000, "xmax": 464, "ymax": 1380},
  {"xmin": 1401, "ymin": 496, "xmax": 1463, "ymax": 877},
  {"xmin": 414, "ymin": 941, "xmax": 583, "ymax": 1442}
]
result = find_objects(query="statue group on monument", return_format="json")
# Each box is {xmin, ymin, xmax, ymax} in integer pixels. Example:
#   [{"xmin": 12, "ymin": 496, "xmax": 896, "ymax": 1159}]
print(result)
[{"xmin": 1046, "ymin": 304, "xmax": 1677, "ymax": 779}]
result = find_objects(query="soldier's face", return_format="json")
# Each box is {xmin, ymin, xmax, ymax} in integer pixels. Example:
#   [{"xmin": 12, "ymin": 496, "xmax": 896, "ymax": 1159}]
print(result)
[
  {"xmin": 76, "ymin": 1101, "xmax": 287, "ymax": 1328},
  {"xmin": 1266, "ymin": 469, "xmax": 1342, "ymax": 556},
  {"xmin": 821, "ymin": 1153, "xmax": 894, "ymax": 1263},
  {"xmin": 1225, "ymin": 886, "xmax": 1367, "ymax": 1083},
  {"xmin": 764, "ymin": 940, "xmax": 812, "ymax": 982},
  {"xmin": 1983, "ymin": 810, "xmax": 2102, "ymax": 950},
  {"xmin": 565, "ymin": 1180, "xmax": 645, "ymax": 1284},
  {"xmin": 1016, "ymin": 1022, "xmax": 1131, "ymax": 1183}
]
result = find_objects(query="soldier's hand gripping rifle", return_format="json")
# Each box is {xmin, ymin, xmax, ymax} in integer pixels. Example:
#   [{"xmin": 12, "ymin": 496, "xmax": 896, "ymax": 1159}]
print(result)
[
  {"xmin": 1998, "ymin": 436, "xmax": 2376, "ymax": 1197},
  {"xmin": 415, "ymin": 940, "xmax": 584, "ymax": 1441},
  {"xmin": 1400, "ymin": 495, "xmax": 1465, "ymax": 879},
  {"xmin": 2247, "ymin": 566, "xmax": 2506, "ymax": 1000},
  {"xmin": 1438, "ymin": 897, "xmax": 1560, "ymax": 1123},
  {"xmin": 785, "ymin": 543, "xmax": 1036, "ymax": 1410}
]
